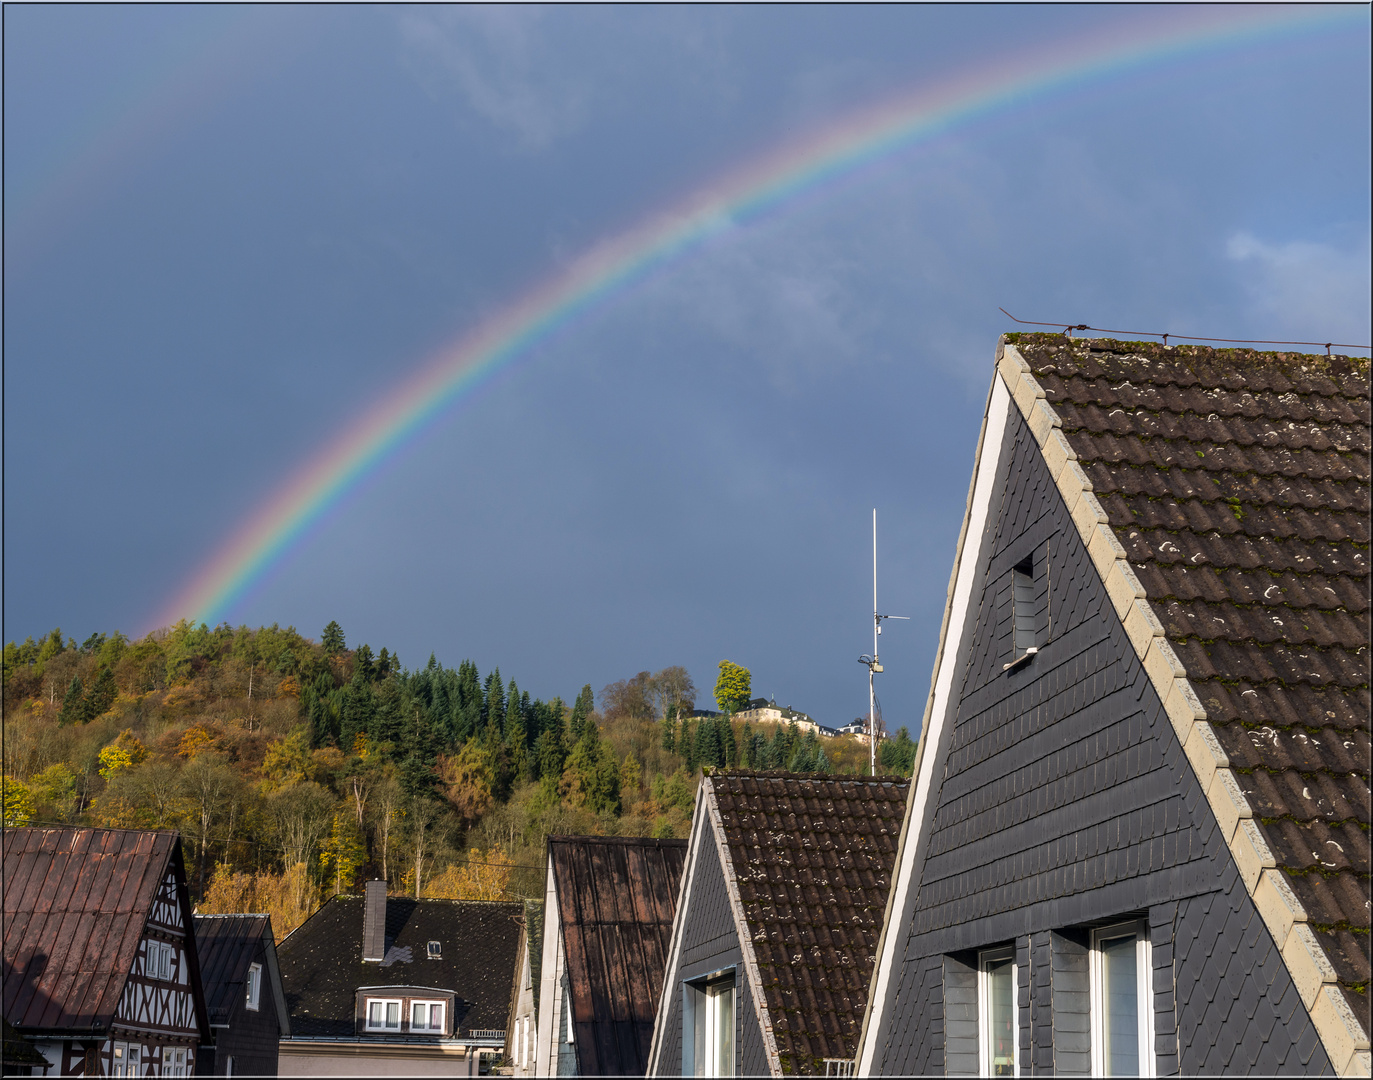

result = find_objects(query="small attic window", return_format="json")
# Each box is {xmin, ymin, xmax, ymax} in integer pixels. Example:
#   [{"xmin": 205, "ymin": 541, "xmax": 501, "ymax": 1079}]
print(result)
[
  {"xmin": 427, "ymin": 940, "xmax": 442, "ymax": 960},
  {"xmin": 1005, "ymin": 553, "xmax": 1042, "ymax": 671},
  {"xmin": 1013, "ymin": 556, "xmax": 1036, "ymax": 654}
]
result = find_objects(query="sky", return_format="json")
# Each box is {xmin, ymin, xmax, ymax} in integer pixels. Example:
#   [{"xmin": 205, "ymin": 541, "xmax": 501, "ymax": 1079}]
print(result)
[{"xmin": 4, "ymin": 5, "xmax": 1370, "ymax": 731}]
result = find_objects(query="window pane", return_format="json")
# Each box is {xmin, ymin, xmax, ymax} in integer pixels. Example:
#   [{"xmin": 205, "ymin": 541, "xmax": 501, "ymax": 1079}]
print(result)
[
  {"xmin": 691, "ymin": 985, "xmax": 707, "ymax": 1077},
  {"xmin": 369, "ymin": 1001, "xmax": 383, "ymax": 1026},
  {"xmin": 387, "ymin": 1001, "xmax": 400, "ymax": 1028},
  {"xmin": 1101, "ymin": 936, "xmax": 1139, "ymax": 1076},
  {"xmin": 432, "ymin": 1004, "xmax": 444, "ymax": 1032},
  {"xmin": 986, "ymin": 956, "xmax": 1015, "ymax": 1076},
  {"xmin": 713, "ymin": 983, "xmax": 734, "ymax": 1077}
]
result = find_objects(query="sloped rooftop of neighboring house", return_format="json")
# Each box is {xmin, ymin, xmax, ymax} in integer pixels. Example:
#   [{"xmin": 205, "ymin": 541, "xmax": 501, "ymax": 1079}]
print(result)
[
  {"xmin": 194, "ymin": 914, "xmax": 288, "ymax": 1034},
  {"xmin": 548, "ymin": 834, "xmax": 688, "ymax": 1076},
  {"xmin": 2, "ymin": 827, "xmax": 185, "ymax": 1034},
  {"xmin": 710, "ymin": 771, "xmax": 910, "ymax": 1074},
  {"xmin": 1009, "ymin": 333, "xmax": 1370, "ymax": 1024},
  {"xmin": 276, "ymin": 896, "xmax": 522, "ymax": 1038}
]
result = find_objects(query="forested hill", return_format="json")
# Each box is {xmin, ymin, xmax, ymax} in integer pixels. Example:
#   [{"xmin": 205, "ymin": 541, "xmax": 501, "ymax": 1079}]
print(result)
[{"xmin": 1, "ymin": 620, "xmax": 916, "ymax": 939}]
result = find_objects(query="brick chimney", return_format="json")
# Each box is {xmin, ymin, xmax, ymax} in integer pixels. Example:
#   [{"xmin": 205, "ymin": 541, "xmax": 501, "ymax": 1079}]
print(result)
[{"xmin": 362, "ymin": 880, "xmax": 387, "ymax": 962}]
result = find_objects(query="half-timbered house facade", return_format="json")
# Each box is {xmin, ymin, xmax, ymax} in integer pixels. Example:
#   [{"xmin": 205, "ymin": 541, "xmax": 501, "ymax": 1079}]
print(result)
[
  {"xmin": 857, "ymin": 336, "xmax": 1369, "ymax": 1076},
  {"xmin": 3, "ymin": 827, "xmax": 211, "ymax": 1077}
]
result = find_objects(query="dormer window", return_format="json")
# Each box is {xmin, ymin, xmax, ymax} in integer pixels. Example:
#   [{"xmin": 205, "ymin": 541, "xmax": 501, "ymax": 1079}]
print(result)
[
  {"xmin": 427, "ymin": 940, "xmax": 442, "ymax": 959},
  {"xmin": 411, "ymin": 1000, "xmax": 446, "ymax": 1032},
  {"xmin": 246, "ymin": 963, "xmax": 262, "ymax": 1011},
  {"xmin": 366, "ymin": 999, "xmax": 402, "ymax": 1031}
]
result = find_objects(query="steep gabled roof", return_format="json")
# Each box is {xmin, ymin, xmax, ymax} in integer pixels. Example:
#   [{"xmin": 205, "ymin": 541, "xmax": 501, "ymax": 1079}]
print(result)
[
  {"xmin": 194, "ymin": 914, "xmax": 290, "ymax": 1035},
  {"xmin": 2, "ymin": 827, "xmax": 185, "ymax": 1035},
  {"xmin": 671, "ymin": 771, "xmax": 909, "ymax": 1075},
  {"xmin": 547, "ymin": 834, "xmax": 687, "ymax": 1076},
  {"xmin": 276, "ymin": 895, "xmax": 522, "ymax": 1038},
  {"xmin": 1005, "ymin": 334, "xmax": 1369, "ymax": 1072},
  {"xmin": 865, "ymin": 335, "xmax": 1368, "ymax": 1075}
]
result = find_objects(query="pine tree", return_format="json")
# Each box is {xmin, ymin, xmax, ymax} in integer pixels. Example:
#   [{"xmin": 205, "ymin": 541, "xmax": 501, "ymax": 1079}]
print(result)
[
  {"xmin": 456, "ymin": 661, "xmax": 482, "ymax": 743},
  {"xmin": 662, "ymin": 714, "xmax": 677, "ymax": 753},
  {"xmin": 717, "ymin": 717, "xmax": 737, "ymax": 768},
  {"xmin": 483, "ymin": 669, "xmax": 505, "ymax": 736},
  {"xmin": 57, "ymin": 676, "xmax": 86, "ymax": 726},
  {"xmin": 376, "ymin": 648, "xmax": 392, "ymax": 680},
  {"xmin": 505, "ymin": 678, "xmax": 529, "ymax": 780},
  {"xmin": 86, "ymin": 667, "xmax": 118, "ymax": 719},
  {"xmin": 354, "ymin": 645, "xmax": 375, "ymax": 683},
  {"xmin": 694, "ymin": 718, "xmax": 720, "ymax": 770},
  {"xmin": 569, "ymin": 684, "xmax": 594, "ymax": 743},
  {"xmin": 321, "ymin": 621, "xmax": 346, "ymax": 655},
  {"xmin": 679, "ymin": 719, "xmax": 696, "ymax": 772}
]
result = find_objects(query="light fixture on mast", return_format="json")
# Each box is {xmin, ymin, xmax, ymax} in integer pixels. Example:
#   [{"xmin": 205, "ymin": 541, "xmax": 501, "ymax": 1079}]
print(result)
[{"xmin": 859, "ymin": 509, "xmax": 908, "ymax": 776}]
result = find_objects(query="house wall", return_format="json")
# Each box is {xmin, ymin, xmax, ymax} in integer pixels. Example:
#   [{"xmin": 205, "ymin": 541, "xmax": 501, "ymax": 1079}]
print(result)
[
  {"xmin": 869, "ymin": 407, "xmax": 1332, "ymax": 1076},
  {"xmin": 652, "ymin": 838, "xmax": 760, "ymax": 1077},
  {"xmin": 278, "ymin": 1042, "xmax": 480, "ymax": 1076}
]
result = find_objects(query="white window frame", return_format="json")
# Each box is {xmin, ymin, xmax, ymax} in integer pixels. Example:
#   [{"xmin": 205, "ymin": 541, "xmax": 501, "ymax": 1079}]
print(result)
[
  {"xmin": 246, "ymin": 962, "xmax": 262, "ymax": 1011},
  {"xmin": 127, "ymin": 1044, "xmax": 141, "ymax": 1076},
  {"xmin": 683, "ymin": 970, "xmax": 735, "ymax": 1077},
  {"xmin": 365, "ymin": 997, "xmax": 403, "ymax": 1031},
  {"xmin": 410, "ymin": 999, "xmax": 446, "ymax": 1033},
  {"xmin": 112, "ymin": 1041, "xmax": 128, "ymax": 1077},
  {"xmin": 1089, "ymin": 920, "xmax": 1154, "ymax": 1078},
  {"xmin": 166, "ymin": 1047, "xmax": 188, "ymax": 1077},
  {"xmin": 977, "ymin": 946, "xmax": 1018, "ymax": 1077}
]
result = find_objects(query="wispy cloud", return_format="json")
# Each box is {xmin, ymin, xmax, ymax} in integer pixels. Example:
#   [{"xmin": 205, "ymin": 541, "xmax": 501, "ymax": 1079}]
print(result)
[
  {"xmin": 398, "ymin": 7, "xmax": 591, "ymax": 148},
  {"xmin": 1226, "ymin": 230, "xmax": 1371, "ymax": 346}
]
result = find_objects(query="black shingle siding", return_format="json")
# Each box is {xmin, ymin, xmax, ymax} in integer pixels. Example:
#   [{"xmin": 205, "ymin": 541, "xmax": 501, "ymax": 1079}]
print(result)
[{"xmin": 870, "ymin": 407, "xmax": 1333, "ymax": 1075}]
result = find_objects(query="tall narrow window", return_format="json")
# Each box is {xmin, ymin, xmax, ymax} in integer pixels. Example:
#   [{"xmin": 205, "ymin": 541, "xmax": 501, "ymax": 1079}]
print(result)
[
  {"xmin": 1012, "ymin": 556, "xmax": 1036, "ymax": 656},
  {"xmin": 246, "ymin": 962, "xmax": 262, "ymax": 1011},
  {"xmin": 1090, "ymin": 922, "xmax": 1154, "ymax": 1077},
  {"xmin": 685, "ymin": 971, "xmax": 735, "ymax": 1077},
  {"xmin": 978, "ymin": 947, "xmax": 1017, "ymax": 1077}
]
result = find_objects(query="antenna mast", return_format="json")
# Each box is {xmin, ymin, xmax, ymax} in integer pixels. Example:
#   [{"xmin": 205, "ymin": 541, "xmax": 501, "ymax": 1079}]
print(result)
[{"xmin": 859, "ymin": 509, "xmax": 908, "ymax": 775}]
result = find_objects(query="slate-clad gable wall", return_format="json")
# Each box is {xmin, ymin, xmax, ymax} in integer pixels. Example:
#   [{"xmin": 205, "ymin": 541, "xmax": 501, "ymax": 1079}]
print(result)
[
  {"xmin": 653, "ymin": 839, "xmax": 747, "ymax": 1076},
  {"xmin": 873, "ymin": 406, "xmax": 1334, "ymax": 1075}
]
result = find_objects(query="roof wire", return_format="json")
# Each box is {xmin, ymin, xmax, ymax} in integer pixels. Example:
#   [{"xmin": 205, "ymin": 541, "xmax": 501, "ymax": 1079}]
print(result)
[{"xmin": 999, "ymin": 308, "xmax": 1371, "ymax": 357}]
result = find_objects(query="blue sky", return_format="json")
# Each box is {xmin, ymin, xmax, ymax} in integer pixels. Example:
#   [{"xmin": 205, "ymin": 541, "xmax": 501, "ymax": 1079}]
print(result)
[{"xmin": 4, "ymin": 5, "xmax": 1369, "ymax": 728}]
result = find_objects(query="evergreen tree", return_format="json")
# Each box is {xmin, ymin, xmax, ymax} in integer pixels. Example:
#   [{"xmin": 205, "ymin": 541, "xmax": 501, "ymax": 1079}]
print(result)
[
  {"xmin": 376, "ymin": 648, "xmax": 393, "ymax": 680},
  {"xmin": 505, "ymin": 678, "xmax": 529, "ymax": 780},
  {"xmin": 339, "ymin": 674, "xmax": 376, "ymax": 753},
  {"xmin": 483, "ymin": 669, "xmax": 505, "ymax": 737},
  {"xmin": 86, "ymin": 667, "xmax": 118, "ymax": 719},
  {"xmin": 694, "ymin": 718, "xmax": 721, "ymax": 770},
  {"xmin": 58, "ymin": 676, "xmax": 86, "ymax": 726},
  {"xmin": 533, "ymin": 698, "xmax": 567, "ymax": 783},
  {"xmin": 562, "ymin": 722, "xmax": 620, "ymax": 814},
  {"xmin": 879, "ymin": 726, "xmax": 918, "ymax": 776},
  {"xmin": 662, "ymin": 714, "xmax": 677, "ymax": 753},
  {"xmin": 354, "ymin": 645, "xmax": 375, "ymax": 683},
  {"xmin": 321, "ymin": 621, "xmax": 346, "ymax": 655},
  {"xmin": 456, "ymin": 661, "xmax": 482, "ymax": 743},
  {"xmin": 716, "ymin": 716, "xmax": 737, "ymax": 768},
  {"xmin": 679, "ymin": 719, "xmax": 696, "ymax": 772},
  {"xmin": 569, "ymin": 684, "xmax": 594, "ymax": 743}
]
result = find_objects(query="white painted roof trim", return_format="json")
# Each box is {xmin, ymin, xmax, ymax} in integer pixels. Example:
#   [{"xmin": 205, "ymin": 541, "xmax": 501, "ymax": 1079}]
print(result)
[
  {"xmin": 855, "ymin": 365, "xmax": 1010, "ymax": 1075},
  {"xmin": 533, "ymin": 852, "xmax": 562, "ymax": 1076},
  {"xmin": 702, "ymin": 776, "xmax": 783, "ymax": 1078},
  {"xmin": 645, "ymin": 778, "xmax": 711, "ymax": 1076},
  {"xmin": 646, "ymin": 775, "xmax": 783, "ymax": 1077}
]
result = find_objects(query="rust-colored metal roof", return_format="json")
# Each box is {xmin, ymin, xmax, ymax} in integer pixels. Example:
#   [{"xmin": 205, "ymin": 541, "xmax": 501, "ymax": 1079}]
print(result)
[
  {"xmin": 1013, "ymin": 334, "xmax": 1370, "ymax": 1024},
  {"xmin": 708, "ymin": 772, "xmax": 909, "ymax": 1075},
  {"xmin": 2, "ymin": 827, "xmax": 179, "ymax": 1034},
  {"xmin": 548, "ymin": 834, "xmax": 688, "ymax": 1076}
]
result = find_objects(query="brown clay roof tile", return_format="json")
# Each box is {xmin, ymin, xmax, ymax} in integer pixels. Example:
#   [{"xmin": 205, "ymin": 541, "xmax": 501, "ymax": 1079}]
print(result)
[{"xmin": 706, "ymin": 771, "xmax": 909, "ymax": 1075}]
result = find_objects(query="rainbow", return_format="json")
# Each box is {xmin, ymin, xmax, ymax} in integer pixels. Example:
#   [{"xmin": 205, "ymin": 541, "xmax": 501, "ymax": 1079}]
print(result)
[{"xmin": 149, "ymin": 4, "xmax": 1363, "ymax": 632}]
